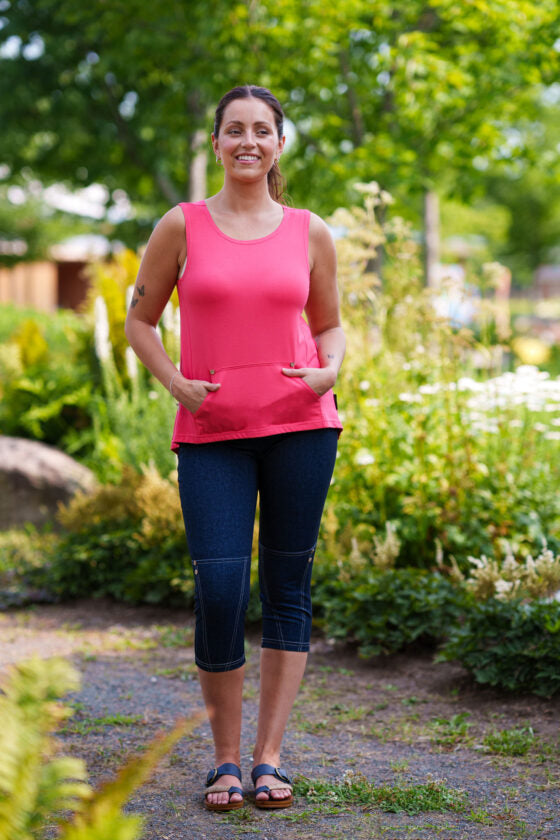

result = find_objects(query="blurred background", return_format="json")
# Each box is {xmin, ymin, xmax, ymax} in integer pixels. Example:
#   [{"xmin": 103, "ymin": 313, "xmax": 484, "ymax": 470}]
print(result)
[{"xmin": 1, "ymin": 1, "xmax": 560, "ymax": 626}]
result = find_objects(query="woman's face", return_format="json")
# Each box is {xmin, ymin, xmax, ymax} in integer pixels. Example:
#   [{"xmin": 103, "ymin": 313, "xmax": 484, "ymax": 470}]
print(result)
[{"xmin": 212, "ymin": 97, "xmax": 285, "ymax": 181}]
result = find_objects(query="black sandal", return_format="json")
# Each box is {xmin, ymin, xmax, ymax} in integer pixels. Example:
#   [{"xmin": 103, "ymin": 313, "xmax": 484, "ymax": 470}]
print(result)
[
  {"xmin": 204, "ymin": 762, "xmax": 244, "ymax": 811},
  {"xmin": 251, "ymin": 763, "xmax": 293, "ymax": 809}
]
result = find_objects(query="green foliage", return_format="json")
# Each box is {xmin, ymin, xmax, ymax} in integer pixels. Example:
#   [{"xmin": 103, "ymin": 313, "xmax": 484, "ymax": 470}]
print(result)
[
  {"xmin": 313, "ymin": 564, "xmax": 466, "ymax": 657},
  {"xmin": 429, "ymin": 713, "xmax": 473, "ymax": 747},
  {"xmin": 0, "ymin": 656, "xmax": 89, "ymax": 839},
  {"xmin": 482, "ymin": 726, "xmax": 535, "ymax": 756},
  {"xmin": 82, "ymin": 250, "xmax": 141, "ymax": 377},
  {"xmin": 294, "ymin": 770, "xmax": 467, "ymax": 814},
  {"xmin": 0, "ymin": 656, "xmax": 202, "ymax": 840},
  {"xmin": 0, "ymin": 527, "xmax": 58, "ymax": 608},
  {"xmin": 0, "ymin": 305, "xmax": 95, "ymax": 452},
  {"xmin": 1, "ymin": 0, "xmax": 559, "ymax": 271},
  {"xmin": 83, "ymin": 257, "xmax": 180, "ymax": 481},
  {"xmin": 25, "ymin": 466, "xmax": 193, "ymax": 606},
  {"xmin": 324, "ymin": 185, "xmax": 560, "ymax": 571},
  {"xmin": 437, "ymin": 598, "xmax": 560, "ymax": 697}
]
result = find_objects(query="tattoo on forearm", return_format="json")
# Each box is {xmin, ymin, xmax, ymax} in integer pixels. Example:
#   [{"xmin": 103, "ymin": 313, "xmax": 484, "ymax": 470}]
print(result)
[
  {"xmin": 131, "ymin": 297, "xmax": 139, "ymax": 308},
  {"xmin": 137, "ymin": 284, "xmax": 145, "ymax": 296},
  {"xmin": 327, "ymin": 354, "xmax": 335, "ymax": 359}
]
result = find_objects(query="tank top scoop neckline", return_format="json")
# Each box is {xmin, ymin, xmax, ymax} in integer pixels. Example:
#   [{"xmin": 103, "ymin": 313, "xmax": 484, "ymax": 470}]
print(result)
[
  {"xmin": 201, "ymin": 199, "xmax": 287, "ymax": 244},
  {"xmin": 170, "ymin": 200, "xmax": 343, "ymax": 447}
]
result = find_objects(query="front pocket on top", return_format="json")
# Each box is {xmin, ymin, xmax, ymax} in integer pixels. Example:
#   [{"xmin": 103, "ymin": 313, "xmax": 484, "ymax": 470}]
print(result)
[{"xmin": 194, "ymin": 362, "xmax": 322, "ymax": 434}]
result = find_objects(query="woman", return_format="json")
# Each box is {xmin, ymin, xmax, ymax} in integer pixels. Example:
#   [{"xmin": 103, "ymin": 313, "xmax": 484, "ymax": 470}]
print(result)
[{"xmin": 125, "ymin": 84, "xmax": 345, "ymax": 811}]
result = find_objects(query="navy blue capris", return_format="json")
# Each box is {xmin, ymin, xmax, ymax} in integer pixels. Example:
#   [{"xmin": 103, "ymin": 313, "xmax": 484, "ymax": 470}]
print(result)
[{"xmin": 176, "ymin": 429, "xmax": 338, "ymax": 672}]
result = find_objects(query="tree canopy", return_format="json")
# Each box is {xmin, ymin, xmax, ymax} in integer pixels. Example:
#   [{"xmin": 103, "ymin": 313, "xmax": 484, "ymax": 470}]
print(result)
[{"xmin": 1, "ymin": 0, "xmax": 559, "ymax": 257}]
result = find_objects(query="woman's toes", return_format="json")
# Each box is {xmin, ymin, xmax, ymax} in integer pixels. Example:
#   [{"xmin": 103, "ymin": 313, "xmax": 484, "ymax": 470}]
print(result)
[{"xmin": 255, "ymin": 774, "xmax": 291, "ymax": 800}]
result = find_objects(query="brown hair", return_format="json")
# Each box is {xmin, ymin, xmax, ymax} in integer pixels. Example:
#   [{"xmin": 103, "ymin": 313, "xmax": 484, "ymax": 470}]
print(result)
[{"xmin": 214, "ymin": 85, "xmax": 287, "ymax": 204}]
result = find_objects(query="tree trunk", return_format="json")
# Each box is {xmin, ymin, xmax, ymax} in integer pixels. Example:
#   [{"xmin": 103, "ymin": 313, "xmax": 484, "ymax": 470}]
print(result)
[
  {"xmin": 424, "ymin": 189, "xmax": 440, "ymax": 287},
  {"xmin": 189, "ymin": 129, "xmax": 208, "ymax": 202}
]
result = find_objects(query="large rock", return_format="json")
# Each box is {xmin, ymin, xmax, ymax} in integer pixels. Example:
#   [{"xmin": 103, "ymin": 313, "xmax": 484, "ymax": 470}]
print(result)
[{"xmin": 0, "ymin": 436, "xmax": 96, "ymax": 529}]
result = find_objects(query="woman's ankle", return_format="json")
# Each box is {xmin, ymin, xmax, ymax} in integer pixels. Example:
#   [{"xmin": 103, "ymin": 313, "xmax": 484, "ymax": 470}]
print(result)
[
  {"xmin": 252, "ymin": 752, "xmax": 281, "ymax": 769},
  {"xmin": 215, "ymin": 755, "xmax": 241, "ymax": 768}
]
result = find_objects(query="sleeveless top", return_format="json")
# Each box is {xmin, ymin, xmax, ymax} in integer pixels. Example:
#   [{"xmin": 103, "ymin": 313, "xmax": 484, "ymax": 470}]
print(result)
[{"xmin": 170, "ymin": 200, "xmax": 343, "ymax": 449}]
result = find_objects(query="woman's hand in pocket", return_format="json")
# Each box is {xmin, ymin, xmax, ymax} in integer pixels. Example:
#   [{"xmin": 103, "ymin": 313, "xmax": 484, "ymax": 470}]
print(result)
[
  {"xmin": 172, "ymin": 375, "xmax": 221, "ymax": 413},
  {"xmin": 281, "ymin": 366, "xmax": 335, "ymax": 396}
]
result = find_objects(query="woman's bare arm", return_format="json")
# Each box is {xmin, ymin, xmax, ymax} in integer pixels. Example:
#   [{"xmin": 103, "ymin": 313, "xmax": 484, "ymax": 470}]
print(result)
[
  {"xmin": 124, "ymin": 206, "xmax": 219, "ymax": 412},
  {"xmin": 282, "ymin": 212, "xmax": 345, "ymax": 395}
]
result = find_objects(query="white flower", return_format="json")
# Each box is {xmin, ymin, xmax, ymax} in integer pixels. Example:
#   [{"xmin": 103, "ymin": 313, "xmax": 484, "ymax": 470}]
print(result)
[
  {"xmin": 468, "ymin": 555, "xmax": 486, "ymax": 570},
  {"xmin": 162, "ymin": 301, "xmax": 175, "ymax": 332},
  {"xmin": 399, "ymin": 392, "xmax": 422, "ymax": 403},
  {"xmin": 94, "ymin": 296, "xmax": 111, "ymax": 362},
  {"xmin": 148, "ymin": 390, "xmax": 159, "ymax": 400},
  {"xmin": 359, "ymin": 380, "xmax": 371, "ymax": 391},
  {"xmin": 355, "ymin": 449, "xmax": 375, "ymax": 466},
  {"xmin": 494, "ymin": 579, "xmax": 514, "ymax": 598},
  {"xmin": 545, "ymin": 431, "xmax": 560, "ymax": 440},
  {"xmin": 125, "ymin": 346, "xmax": 138, "ymax": 380}
]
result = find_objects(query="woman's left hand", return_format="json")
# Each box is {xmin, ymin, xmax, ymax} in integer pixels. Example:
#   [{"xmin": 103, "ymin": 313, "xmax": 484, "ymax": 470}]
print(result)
[{"xmin": 281, "ymin": 366, "xmax": 336, "ymax": 396}]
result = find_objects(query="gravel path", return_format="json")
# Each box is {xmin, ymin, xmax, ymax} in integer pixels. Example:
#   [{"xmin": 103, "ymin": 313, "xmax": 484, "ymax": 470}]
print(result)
[{"xmin": 1, "ymin": 599, "xmax": 559, "ymax": 840}]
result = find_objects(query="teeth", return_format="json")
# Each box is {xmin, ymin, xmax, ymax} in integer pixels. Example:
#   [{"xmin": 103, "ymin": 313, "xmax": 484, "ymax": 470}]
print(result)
[{"xmin": 237, "ymin": 155, "xmax": 259, "ymax": 161}]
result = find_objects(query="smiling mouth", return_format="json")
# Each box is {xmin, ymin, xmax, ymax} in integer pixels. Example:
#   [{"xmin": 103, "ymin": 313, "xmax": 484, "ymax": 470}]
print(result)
[{"xmin": 236, "ymin": 155, "xmax": 260, "ymax": 162}]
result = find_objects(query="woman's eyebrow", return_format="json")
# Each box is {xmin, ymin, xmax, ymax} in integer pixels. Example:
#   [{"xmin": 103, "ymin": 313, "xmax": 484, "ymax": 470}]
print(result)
[{"xmin": 224, "ymin": 119, "xmax": 273, "ymax": 127}]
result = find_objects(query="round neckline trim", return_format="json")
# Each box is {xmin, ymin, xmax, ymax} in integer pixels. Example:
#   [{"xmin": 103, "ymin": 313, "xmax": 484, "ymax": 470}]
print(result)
[{"xmin": 202, "ymin": 200, "xmax": 287, "ymax": 244}]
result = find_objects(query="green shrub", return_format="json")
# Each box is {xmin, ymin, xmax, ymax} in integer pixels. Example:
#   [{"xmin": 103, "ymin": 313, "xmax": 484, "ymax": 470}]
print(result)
[
  {"xmin": 0, "ymin": 656, "xmax": 202, "ymax": 839},
  {"xmin": 26, "ymin": 466, "xmax": 194, "ymax": 606},
  {"xmin": 0, "ymin": 528, "xmax": 59, "ymax": 608},
  {"xmin": 0, "ymin": 306, "xmax": 95, "ymax": 453},
  {"xmin": 437, "ymin": 598, "xmax": 560, "ymax": 697},
  {"xmin": 323, "ymin": 185, "xmax": 560, "ymax": 572},
  {"xmin": 313, "ymin": 564, "xmax": 467, "ymax": 657}
]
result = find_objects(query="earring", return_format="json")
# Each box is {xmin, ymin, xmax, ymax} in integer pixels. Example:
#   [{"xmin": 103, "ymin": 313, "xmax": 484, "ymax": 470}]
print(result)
[{"xmin": 216, "ymin": 156, "xmax": 222, "ymax": 165}]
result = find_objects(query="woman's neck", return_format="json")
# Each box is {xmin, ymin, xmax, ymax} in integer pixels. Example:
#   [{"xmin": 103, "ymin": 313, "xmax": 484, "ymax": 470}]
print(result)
[{"xmin": 210, "ymin": 178, "xmax": 278, "ymax": 215}]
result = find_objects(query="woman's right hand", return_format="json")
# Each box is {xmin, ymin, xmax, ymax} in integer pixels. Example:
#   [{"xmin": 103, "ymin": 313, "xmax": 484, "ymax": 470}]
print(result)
[{"xmin": 172, "ymin": 375, "xmax": 221, "ymax": 414}]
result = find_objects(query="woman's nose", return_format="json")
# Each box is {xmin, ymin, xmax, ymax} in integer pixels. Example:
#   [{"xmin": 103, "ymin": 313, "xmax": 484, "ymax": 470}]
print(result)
[{"xmin": 242, "ymin": 132, "xmax": 257, "ymax": 146}]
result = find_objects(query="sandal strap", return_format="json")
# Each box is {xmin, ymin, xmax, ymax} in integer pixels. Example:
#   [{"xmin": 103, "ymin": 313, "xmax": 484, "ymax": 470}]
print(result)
[
  {"xmin": 255, "ymin": 783, "xmax": 292, "ymax": 795},
  {"xmin": 206, "ymin": 784, "xmax": 243, "ymax": 797},
  {"xmin": 251, "ymin": 764, "xmax": 292, "ymax": 785},
  {"xmin": 206, "ymin": 762, "xmax": 242, "ymax": 787}
]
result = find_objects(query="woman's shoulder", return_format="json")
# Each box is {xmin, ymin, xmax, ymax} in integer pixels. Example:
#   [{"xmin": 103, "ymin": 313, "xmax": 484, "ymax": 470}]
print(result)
[
  {"xmin": 284, "ymin": 205, "xmax": 329, "ymax": 232},
  {"xmin": 303, "ymin": 210, "xmax": 334, "ymax": 244}
]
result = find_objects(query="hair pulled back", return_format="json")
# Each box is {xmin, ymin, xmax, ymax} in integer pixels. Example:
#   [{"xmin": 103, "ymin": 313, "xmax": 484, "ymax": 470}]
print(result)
[{"xmin": 214, "ymin": 85, "xmax": 287, "ymax": 204}]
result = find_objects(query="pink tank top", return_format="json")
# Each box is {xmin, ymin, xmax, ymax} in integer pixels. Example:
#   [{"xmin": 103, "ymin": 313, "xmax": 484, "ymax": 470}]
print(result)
[{"xmin": 171, "ymin": 201, "xmax": 342, "ymax": 448}]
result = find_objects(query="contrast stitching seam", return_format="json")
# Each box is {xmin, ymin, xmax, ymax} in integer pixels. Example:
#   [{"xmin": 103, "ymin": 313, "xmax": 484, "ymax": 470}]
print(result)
[{"xmin": 227, "ymin": 557, "xmax": 250, "ymax": 664}]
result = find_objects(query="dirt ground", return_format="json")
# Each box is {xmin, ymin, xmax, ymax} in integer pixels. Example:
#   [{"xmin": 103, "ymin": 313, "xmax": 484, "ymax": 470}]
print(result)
[{"xmin": 1, "ymin": 598, "xmax": 559, "ymax": 840}]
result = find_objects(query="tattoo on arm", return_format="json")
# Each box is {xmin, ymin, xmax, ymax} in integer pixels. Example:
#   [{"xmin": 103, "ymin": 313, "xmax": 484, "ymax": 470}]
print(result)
[
  {"xmin": 130, "ymin": 284, "xmax": 145, "ymax": 310},
  {"xmin": 327, "ymin": 354, "xmax": 335, "ymax": 359}
]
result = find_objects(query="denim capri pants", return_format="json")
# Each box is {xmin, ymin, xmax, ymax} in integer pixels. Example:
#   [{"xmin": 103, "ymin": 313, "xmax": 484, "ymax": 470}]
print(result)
[{"xmin": 176, "ymin": 428, "xmax": 338, "ymax": 672}]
